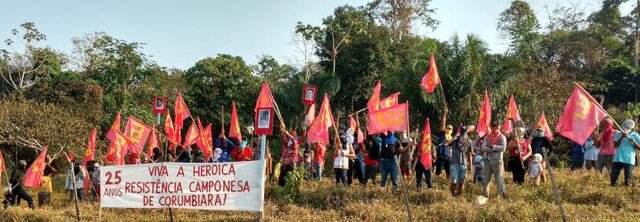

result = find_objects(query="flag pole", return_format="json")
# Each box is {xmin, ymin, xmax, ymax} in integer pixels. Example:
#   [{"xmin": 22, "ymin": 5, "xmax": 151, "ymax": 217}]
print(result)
[
  {"xmin": 64, "ymin": 152, "xmax": 81, "ymax": 222},
  {"xmin": 437, "ymin": 82, "xmax": 449, "ymax": 111},
  {"xmin": 543, "ymin": 147, "xmax": 567, "ymax": 222}
]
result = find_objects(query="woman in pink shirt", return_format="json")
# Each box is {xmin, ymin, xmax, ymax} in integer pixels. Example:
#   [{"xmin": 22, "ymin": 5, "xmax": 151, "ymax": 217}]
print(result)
[{"xmin": 597, "ymin": 118, "xmax": 616, "ymax": 174}]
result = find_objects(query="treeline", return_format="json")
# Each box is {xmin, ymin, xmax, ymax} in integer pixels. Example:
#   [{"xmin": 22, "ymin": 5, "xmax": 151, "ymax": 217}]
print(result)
[{"xmin": 1, "ymin": 0, "xmax": 639, "ymax": 168}]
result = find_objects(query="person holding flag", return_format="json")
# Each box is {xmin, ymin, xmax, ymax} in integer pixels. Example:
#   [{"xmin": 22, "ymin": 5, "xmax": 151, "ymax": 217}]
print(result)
[
  {"xmin": 597, "ymin": 118, "xmax": 616, "ymax": 174},
  {"xmin": 38, "ymin": 155, "xmax": 57, "ymax": 207},
  {"xmin": 312, "ymin": 142, "xmax": 327, "ymax": 181},
  {"xmin": 9, "ymin": 160, "xmax": 34, "ymax": 209},
  {"xmin": 414, "ymin": 118, "xmax": 434, "ymax": 190},
  {"xmin": 610, "ymin": 120, "xmax": 640, "ymax": 187},
  {"xmin": 279, "ymin": 123, "xmax": 300, "ymax": 187},
  {"xmin": 380, "ymin": 131, "xmax": 400, "ymax": 191},
  {"xmin": 507, "ymin": 127, "xmax": 531, "ymax": 185},
  {"xmin": 65, "ymin": 161, "xmax": 85, "ymax": 201}
]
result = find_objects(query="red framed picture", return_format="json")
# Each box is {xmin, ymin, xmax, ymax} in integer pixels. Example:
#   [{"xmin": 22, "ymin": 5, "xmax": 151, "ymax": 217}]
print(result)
[
  {"xmin": 255, "ymin": 108, "xmax": 274, "ymax": 135},
  {"xmin": 152, "ymin": 97, "xmax": 167, "ymax": 114},
  {"xmin": 302, "ymin": 85, "xmax": 318, "ymax": 105}
]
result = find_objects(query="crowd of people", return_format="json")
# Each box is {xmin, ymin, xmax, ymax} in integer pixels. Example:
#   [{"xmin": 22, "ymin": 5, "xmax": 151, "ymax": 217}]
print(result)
[{"xmin": 4, "ymin": 112, "xmax": 640, "ymax": 209}]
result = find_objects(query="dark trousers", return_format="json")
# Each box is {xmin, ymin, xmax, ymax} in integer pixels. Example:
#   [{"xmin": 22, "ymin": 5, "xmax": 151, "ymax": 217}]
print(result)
[
  {"xmin": 509, "ymin": 157, "xmax": 525, "ymax": 185},
  {"xmin": 415, "ymin": 163, "xmax": 432, "ymax": 189},
  {"xmin": 364, "ymin": 164, "xmax": 378, "ymax": 185},
  {"xmin": 12, "ymin": 186, "xmax": 34, "ymax": 208},
  {"xmin": 278, "ymin": 164, "xmax": 295, "ymax": 187},
  {"xmin": 435, "ymin": 157, "xmax": 450, "ymax": 176},
  {"xmin": 334, "ymin": 168, "xmax": 348, "ymax": 185},
  {"xmin": 611, "ymin": 162, "xmax": 634, "ymax": 187},
  {"xmin": 37, "ymin": 192, "xmax": 51, "ymax": 207},
  {"xmin": 347, "ymin": 157, "xmax": 365, "ymax": 185}
]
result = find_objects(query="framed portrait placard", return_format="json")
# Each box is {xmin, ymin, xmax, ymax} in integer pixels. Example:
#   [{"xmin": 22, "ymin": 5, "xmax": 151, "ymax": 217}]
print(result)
[
  {"xmin": 302, "ymin": 85, "xmax": 317, "ymax": 105},
  {"xmin": 255, "ymin": 108, "xmax": 274, "ymax": 135}
]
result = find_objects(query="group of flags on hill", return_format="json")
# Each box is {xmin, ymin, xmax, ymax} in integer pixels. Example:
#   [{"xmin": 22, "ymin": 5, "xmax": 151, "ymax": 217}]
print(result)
[{"xmin": 0, "ymin": 53, "xmax": 622, "ymax": 191}]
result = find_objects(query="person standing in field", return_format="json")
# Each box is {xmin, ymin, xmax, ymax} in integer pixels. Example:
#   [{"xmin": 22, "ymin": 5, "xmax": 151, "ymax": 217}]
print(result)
[
  {"xmin": 333, "ymin": 132, "xmax": 355, "ymax": 186},
  {"xmin": 398, "ymin": 131, "xmax": 415, "ymax": 182},
  {"xmin": 610, "ymin": 120, "xmax": 640, "ymax": 187},
  {"xmin": 435, "ymin": 124, "xmax": 453, "ymax": 179},
  {"xmin": 312, "ymin": 142, "xmax": 326, "ymax": 181},
  {"xmin": 10, "ymin": 160, "xmax": 34, "ymax": 209},
  {"xmin": 38, "ymin": 156, "xmax": 57, "ymax": 207},
  {"xmin": 364, "ymin": 134, "xmax": 382, "ymax": 185},
  {"xmin": 414, "ymin": 133, "xmax": 434, "ymax": 190},
  {"xmin": 597, "ymin": 118, "xmax": 616, "ymax": 174},
  {"xmin": 530, "ymin": 127, "xmax": 553, "ymax": 182},
  {"xmin": 279, "ymin": 123, "xmax": 300, "ymax": 187},
  {"xmin": 65, "ymin": 161, "xmax": 84, "ymax": 201},
  {"xmin": 508, "ymin": 127, "xmax": 531, "ymax": 185},
  {"xmin": 472, "ymin": 128, "xmax": 486, "ymax": 184},
  {"xmin": 528, "ymin": 154, "xmax": 543, "ymax": 186},
  {"xmin": 584, "ymin": 136, "xmax": 599, "ymax": 171},
  {"xmin": 482, "ymin": 122, "xmax": 507, "ymax": 198},
  {"xmin": 570, "ymin": 142, "xmax": 586, "ymax": 171},
  {"xmin": 380, "ymin": 132, "xmax": 400, "ymax": 191},
  {"xmin": 449, "ymin": 125, "xmax": 472, "ymax": 196}
]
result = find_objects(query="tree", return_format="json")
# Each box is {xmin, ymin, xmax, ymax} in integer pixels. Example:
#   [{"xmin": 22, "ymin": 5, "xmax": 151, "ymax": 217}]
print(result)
[
  {"xmin": 0, "ymin": 22, "xmax": 66, "ymax": 95},
  {"xmin": 367, "ymin": 0, "xmax": 439, "ymax": 42},
  {"xmin": 497, "ymin": 0, "xmax": 540, "ymax": 61}
]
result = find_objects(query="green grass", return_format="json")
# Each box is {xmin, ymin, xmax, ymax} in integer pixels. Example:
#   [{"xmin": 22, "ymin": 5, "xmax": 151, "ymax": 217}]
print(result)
[{"xmin": 1, "ymin": 168, "xmax": 639, "ymax": 221}]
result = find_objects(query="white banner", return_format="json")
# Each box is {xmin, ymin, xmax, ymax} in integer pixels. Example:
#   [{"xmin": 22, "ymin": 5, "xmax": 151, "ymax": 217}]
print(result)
[{"xmin": 100, "ymin": 161, "xmax": 265, "ymax": 212}]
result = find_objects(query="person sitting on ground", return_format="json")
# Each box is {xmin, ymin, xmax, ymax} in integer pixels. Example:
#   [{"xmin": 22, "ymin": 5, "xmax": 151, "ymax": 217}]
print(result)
[{"xmin": 528, "ymin": 154, "xmax": 543, "ymax": 186}]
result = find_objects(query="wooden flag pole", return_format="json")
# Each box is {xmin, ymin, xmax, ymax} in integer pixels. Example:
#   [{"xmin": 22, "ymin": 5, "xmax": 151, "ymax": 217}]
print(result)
[
  {"xmin": 543, "ymin": 147, "xmax": 567, "ymax": 222},
  {"xmin": 437, "ymin": 82, "xmax": 449, "ymax": 112},
  {"xmin": 64, "ymin": 152, "xmax": 81, "ymax": 222}
]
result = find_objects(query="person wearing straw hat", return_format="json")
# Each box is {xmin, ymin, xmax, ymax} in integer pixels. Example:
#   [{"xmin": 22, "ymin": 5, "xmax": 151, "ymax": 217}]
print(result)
[{"xmin": 610, "ymin": 119, "xmax": 640, "ymax": 187}]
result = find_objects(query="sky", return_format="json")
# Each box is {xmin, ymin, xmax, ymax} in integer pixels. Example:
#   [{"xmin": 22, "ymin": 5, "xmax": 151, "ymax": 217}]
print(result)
[{"xmin": 0, "ymin": 0, "xmax": 633, "ymax": 70}]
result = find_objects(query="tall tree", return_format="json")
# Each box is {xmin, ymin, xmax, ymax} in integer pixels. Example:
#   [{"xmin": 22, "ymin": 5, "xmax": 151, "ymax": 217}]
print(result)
[{"xmin": 367, "ymin": 0, "xmax": 439, "ymax": 42}]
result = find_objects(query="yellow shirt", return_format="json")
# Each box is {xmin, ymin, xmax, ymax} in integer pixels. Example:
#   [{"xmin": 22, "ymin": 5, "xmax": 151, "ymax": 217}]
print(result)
[{"xmin": 40, "ymin": 176, "xmax": 53, "ymax": 193}]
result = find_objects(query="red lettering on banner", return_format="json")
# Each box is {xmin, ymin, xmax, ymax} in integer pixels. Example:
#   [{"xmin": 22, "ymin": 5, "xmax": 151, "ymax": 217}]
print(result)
[
  {"xmin": 188, "ymin": 180, "xmax": 250, "ymax": 193},
  {"xmin": 176, "ymin": 167, "xmax": 184, "ymax": 177},
  {"xmin": 143, "ymin": 196, "xmax": 155, "ymax": 206},
  {"xmin": 124, "ymin": 181, "xmax": 183, "ymax": 194},
  {"xmin": 192, "ymin": 164, "xmax": 236, "ymax": 177},
  {"xmin": 158, "ymin": 194, "xmax": 228, "ymax": 207},
  {"xmin": 148, "ymin": 165, "xmax": 168, "ymax": 177},
  {"xmin": 103, "ymin": 187, "xmax": 123, "ymax": 197}
]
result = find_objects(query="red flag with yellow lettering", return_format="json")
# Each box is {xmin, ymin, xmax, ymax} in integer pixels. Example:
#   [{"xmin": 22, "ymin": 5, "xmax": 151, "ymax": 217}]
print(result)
[
  {"xmin": 183, "ymin": 124, "xmax": 200, "ymax": 148},
  {"xmin": 82, "ymin": 128, "xmax": 97, "ymax": 166},
  {"xmin": 196, "ymin": 124, "xmax": 212, "ymax": 158},
  {"xmin": 367, "ymin": 103, "xmax": 409, "ymax": 135},
  {"xmin": 379, "ymin": 92, "xmax": 400, "ymax": 109},
  {"xmin": 421, "ymin": 55, "xmax": 441, "ymax": 93},
  {"xmin": 24, "ymin": 145, "xmax": 48, "ymax": 188},
  {"xmin": 229, "ymin": 102, "xmax": 242, "ymax": 143},
  {"xmin": 124, "ymin": 116, "xmax": 152, "ymax": 154},
  {"xmin": 307, "ymin": 94, "xmax": 335, "ymax": 145},
  {"xmin": 105, "ymin": 112, "xmax": 121, "ymax": 141},
  {"xmin": 174, "ymin": 94, "xmax": 191, "ymax": 130},
  {"xmin": 106, "ymin": 130, "xmax": 133, "ymax": 165},
  {"xmin": 164, "ymin": 113, "xmax": 179, "ymax": 145},
  {"xmin": 476, "ymin": 91, "xmax": 492, "ymax": 137},
  {"xmin": 556, "ymin": 86, "xmax": 606, "ymax": 144},
  {"xmin": 367, "ymin": 80, "xmax": 381, "ymax": 112},
  {"xmin": 420, "ymin": 118, "xmax": 433, "ymax": 169}
]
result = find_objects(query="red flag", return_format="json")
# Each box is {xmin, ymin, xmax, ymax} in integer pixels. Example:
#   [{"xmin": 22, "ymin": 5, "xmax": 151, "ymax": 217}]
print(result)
[
  {"xmin": 556, "ymin": 86, "xmax": 607, "ymax": 144},
  {"xmin": 255, "ymin": 81, "xmax": 275, "ymax": 112},
  {"xmin": 0, "ymin": 150, "xmax": 6, "ymax": 173},
  {"xmin": 24, "ymin": 146, "xmax": 48, "ymax": 188},
  {"xmin": 196, "ymin": 124, "xmax": 212, "ymax": 158},
  {"xmin": 106, "ymin": 130, "xmax": 133, "ymax": 165},
  {"xmin": 420, "ymin": 118, "xmax": 433, "ymax": 169},
  {"xmin": 229, "ymin": 102, "xmax": 242, "ymax": 143},
  {"xmin": 476, "ymin": 90, "xmax": 492, "ymax": 137},
  {"xmin": 67, "ymin": 150, "xmax": 75, "ymax": 163},
  {"xmin": 538, "ymin": 112, "xmax": 554, "ymax": 141},
  {"xmin": 503, "ymin": 95, "xmax": 521, "ymax": 134},
  {"xmin": 183, "ymin": 124, "xmax": 200, "ymax": 148},
  {"xmin": 147, "ymin": 126, "xmax": 158, "ymax": 158},
  {"xmin": 307, "ymin": 94, "xmax": 335, "ymax": 145},
  {"xmin": 305, "ymin": 103, "xmax": 316, "ymax": 127},
  {"xmin": 124, "ymin": 116, "xmax": 153, "ymax": 154},
  {"xmin": 379, "ymin": 92, "xmax": 400, "ymax": 109},
  {"xmin": 367, "ymin": 80, "xmax": 381, "ymax": 112},
  {"xmin": 421, "ymin": 55, "xmax": 441, "ymax": 93},
  {"xmin": 349, "ymin": 116, "xmax": 365, "ymax": 144},
  {"xmin": 164, "ymin": 113, "xmax": 179, "ymax": 145},
  {"xmin": 82, "ymin": 128, "xmax": 97, "ymax": 166},
  {"xmin": 367, "ymin": 103, "xmax": 410, "ymax": 135},
  {"xmin": 105, "ymin": 112, "xmax": 121, "ymax": 141},
  {"xmin": 174, "ymin": 94, "xmax": 191, "ymax": 129}
]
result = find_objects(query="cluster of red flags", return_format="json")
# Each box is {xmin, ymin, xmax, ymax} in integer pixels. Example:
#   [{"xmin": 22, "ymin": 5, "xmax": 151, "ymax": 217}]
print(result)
[
  {"xmin": 366, "ymin": 81, "xmax": 410, "ymax": 135},
  {"xmin": 307, "ymin": 94, "xmax": 335, "ymax": 145}
]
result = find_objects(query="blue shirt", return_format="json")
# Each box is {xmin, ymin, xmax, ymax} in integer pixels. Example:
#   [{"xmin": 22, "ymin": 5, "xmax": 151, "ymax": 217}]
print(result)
[{"xmin": 613, "ymin": 132, "xmax": 640, "ymax": 165}]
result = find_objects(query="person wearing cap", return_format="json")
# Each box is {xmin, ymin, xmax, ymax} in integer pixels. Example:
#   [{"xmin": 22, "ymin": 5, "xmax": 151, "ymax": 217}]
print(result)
[
  {"xmin": 449, "ymin": 125, "xmax": 473, "ymax": 196},
  {"xmin": 597, "ymin": 118, "xmax": 617, "ymax": 174},
  {"xmin": 279, "ymin": 123, "xmax": 300, "ymax": 187},
  {"xmin": 397, "ymin": 131, "xmax": 415, "ymax": 182},
  {"xmin": 508, "ymin": 127, "xmax": 531, "ymax": 185},
  {"xmin": 610, "ymin": 119, "xmax": 640, "ymax": 187},
  {"xmin": 482, "ymin": 121, "xmax": 507, "ymax": 198},
  {"xmin": 530, "ymin": 127, "xmax": 553, "ymax": 182},
  {"xmin": 435, "ymin": 124, "xmax": 454, "ymax": 179},
  {"xmin": 9, "ymin": 160, "xmax": 34, "ymax": 209}
]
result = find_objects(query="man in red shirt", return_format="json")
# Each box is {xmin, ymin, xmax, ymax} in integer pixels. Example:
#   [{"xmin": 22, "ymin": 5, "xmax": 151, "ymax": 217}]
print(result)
[
  {"xmin": 312, "ymin": 142, "xmax": 326, "ymax": 181},
  {"xmin": 231, "ymin": 137, "xmax": 253, "ymax": 161},
  {"xmin": 279, "ymin": 123, "xmax": 299, "ymax": 187}
]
